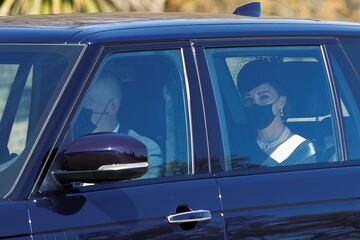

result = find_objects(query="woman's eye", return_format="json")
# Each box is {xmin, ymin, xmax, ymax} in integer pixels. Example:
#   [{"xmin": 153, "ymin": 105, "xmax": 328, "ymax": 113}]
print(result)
[{"xmin": 258, "ymin": 94, "xmax": 271, "ymax": 102}]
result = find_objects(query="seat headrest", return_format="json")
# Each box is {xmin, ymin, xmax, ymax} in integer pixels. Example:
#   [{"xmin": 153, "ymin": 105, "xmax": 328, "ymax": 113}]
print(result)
[{"xmin": 280, "ymin": 61, "xmax": 331, "ymax": 118}]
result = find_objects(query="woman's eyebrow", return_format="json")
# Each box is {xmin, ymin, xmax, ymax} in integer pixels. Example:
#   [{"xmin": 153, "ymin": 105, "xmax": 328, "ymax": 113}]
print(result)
[{"xmin": 257, "ymin": 90, "xmax": 271, "ymax": 95}]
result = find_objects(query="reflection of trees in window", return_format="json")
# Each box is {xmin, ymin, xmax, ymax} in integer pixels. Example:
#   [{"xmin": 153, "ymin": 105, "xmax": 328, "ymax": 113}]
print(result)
[
  {"xmin": 226, "ymin": 57, "xmax": 255, "ymax": 84},
  {"xmin": 0, "ymin": 64, "xmax": 19, "ymax": 114},
  {"xmin": 3, "ymin": 66, "xmax": 32, "ymax": 154},
  {"xmin": 166, "ymin": 160, "xmax": 188, "ymax": 176}
]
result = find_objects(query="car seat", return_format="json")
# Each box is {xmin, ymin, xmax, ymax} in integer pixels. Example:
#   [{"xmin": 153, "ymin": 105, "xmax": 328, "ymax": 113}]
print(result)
[{"xmin": 280, "ymin": 61, "xmax": 336, "ymax": 163}]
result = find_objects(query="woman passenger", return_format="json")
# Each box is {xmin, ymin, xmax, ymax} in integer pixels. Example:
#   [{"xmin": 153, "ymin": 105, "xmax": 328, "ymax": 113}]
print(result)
[{"xmin": 237, "ymin": 59, "xmax": 316, "ymax": 167}]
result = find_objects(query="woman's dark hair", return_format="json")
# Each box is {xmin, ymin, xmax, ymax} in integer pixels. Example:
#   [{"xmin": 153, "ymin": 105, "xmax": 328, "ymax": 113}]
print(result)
[{"xmin": 237, "ymin": 59, "xmax": 286, "ymax": 96}]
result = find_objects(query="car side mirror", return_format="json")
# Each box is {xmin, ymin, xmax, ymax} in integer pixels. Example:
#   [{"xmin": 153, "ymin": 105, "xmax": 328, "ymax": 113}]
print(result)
[{"xmin": 52, "ymin": 133, "xmax": 148, "ymax": 185}]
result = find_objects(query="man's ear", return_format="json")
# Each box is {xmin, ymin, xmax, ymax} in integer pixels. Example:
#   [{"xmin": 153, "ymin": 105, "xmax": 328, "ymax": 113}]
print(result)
[{"xmin": 109, "ymin": 98, "xmax": 120, "ymax": 113}]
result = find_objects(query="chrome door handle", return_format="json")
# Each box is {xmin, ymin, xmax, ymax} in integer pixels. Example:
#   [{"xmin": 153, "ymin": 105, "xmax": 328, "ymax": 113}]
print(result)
[{"xmin": 166, "ymin": 210, "xmax": 212, "ymax": 224}]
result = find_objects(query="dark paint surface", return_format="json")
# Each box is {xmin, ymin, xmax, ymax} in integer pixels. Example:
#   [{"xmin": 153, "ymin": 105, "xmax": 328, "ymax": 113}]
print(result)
[
  {"xmin": 78, "ymin": 24, "xmax": 360, "ymax": 45},
  {"xmin": 29, "ymin": 178, "xmax": 225, "ymax": 239},
  {"xmin": 217, "ymin": 166, "xmax": 360, "ymax": 239},
  {"xmin": 0, "ymin": 200, "xmax": 30, "ymax": 238},
  {"xmin": 65, "ymin": 133, "xmax": 147, "ymax": 157},
  {"xmin": 0, "ymin": 28, "xmax": 80, "ymax": 43}
]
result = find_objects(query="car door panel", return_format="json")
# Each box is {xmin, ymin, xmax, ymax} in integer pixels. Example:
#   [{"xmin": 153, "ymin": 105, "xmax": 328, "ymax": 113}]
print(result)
[
  {"xmin": 0, "ymin": 201, "xmax": 31, "ymax": 239},
  {"xmin": 218, "ymin": 166, "xmax": 360, "ymax": 239},
  {"xmin": 29, "ymin": 178, "xmax": 224, "ymax": 239}
]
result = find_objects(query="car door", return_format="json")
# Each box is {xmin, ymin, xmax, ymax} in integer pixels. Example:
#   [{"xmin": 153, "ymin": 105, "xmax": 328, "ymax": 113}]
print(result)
[
  {"xmin": 28, "ymin": 43, "xmax": 225, "ymax": 239},
  {"xmin": 0, "ymin": 201, "xmax": 31, "ymax": 239},
  {"xmin": 196, "ymin": 38, "xmax": 360, "ymax": 239}
]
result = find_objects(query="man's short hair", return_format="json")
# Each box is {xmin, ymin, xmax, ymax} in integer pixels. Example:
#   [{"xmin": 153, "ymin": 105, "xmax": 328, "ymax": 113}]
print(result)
[{"xmin": 94, "ymin": 69, "xmax": 122, "ymax": 99}]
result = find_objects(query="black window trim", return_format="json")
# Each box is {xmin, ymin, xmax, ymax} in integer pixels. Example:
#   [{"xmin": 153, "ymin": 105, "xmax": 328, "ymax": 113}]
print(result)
[
  {"xmin": 324, "ymin": 39, "xmax": 360, "ymax": 162},
  {"xmin": 193, "ymin": 36, "xmax": 354, "ymax": 177},
  {"xmin": 321, "ymin": 43, "xmax": 347, "ymax": 161}
]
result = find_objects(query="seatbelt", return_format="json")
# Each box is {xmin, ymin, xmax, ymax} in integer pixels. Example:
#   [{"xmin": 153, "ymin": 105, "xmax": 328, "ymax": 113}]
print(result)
[{"xmin": 270, "ymin": 134, "xmax": 306, "ymax": 163}]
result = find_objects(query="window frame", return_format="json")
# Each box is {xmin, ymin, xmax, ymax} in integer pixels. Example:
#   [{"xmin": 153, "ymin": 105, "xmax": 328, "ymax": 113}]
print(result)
[
  {"xmin": 325, "ymin": 39, "xmax": 360, "ymax": 160},
  {"xmin": 193, "ymin": 37, "xmax": 351, "ymax": 177},
  {"xmin": 31, "ymin": 41, "xmax": 211, "ymax": 197},
  {"xmin": 0, "ymin": 44, "xmax": 88, "ymax": 200}
]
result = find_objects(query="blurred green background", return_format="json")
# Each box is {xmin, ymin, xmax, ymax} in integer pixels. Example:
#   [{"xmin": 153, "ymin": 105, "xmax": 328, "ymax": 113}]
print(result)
[{"xmin": 0, "ymin": 0, "xmax": 359, "ymax": 21}]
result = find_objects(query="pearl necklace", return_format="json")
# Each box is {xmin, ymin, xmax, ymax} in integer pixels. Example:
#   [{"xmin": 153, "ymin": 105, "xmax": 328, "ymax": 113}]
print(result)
[{"xmin": 257, "ymin": 127, "xmax": 291, "ymax": 153}]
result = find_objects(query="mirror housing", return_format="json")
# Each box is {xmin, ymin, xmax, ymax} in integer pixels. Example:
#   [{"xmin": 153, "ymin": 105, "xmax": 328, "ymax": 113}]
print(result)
[{"xmin": 52, "ymin": 133, "xmax": 148, "ymax": 185}]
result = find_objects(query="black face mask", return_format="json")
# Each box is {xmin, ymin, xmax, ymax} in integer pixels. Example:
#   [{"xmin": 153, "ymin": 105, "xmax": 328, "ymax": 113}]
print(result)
[
  {"xmin": 72, "ymin": 108, "xmax": 97, "ymax": 139},
  {"xmin": 72, "ymin": 98, "xmax": 115, "ymax": 138},
  {"xmin": 91, "ymin": 97, "xmax": 114, "ymax": 126},
  {"xmin": 245, "ymin": 103, "xmax": 275, "ymax": 130}
]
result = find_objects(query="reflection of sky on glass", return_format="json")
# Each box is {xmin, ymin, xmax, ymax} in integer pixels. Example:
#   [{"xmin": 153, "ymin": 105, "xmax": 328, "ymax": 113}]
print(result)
[
  {"xmin": 0, "ymin": 64, "xmax": 32, "ymax": 154},
  {"xmin": 0, "ymin": 65, "xmax": 18, "ymax": 115}
]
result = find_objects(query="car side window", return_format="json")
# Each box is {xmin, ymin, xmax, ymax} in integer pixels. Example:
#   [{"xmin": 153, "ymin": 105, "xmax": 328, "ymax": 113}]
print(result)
[
  {"xmin": 328, "ymin": 39, "xmax": 360, "ymax": 160},
  {"xmin": 205, "ymin": 46, "xmax": 339, "ymax": 171},
  {"xmin": 42, "ymin": 49, "xmax": 191, "ymax": 189}
]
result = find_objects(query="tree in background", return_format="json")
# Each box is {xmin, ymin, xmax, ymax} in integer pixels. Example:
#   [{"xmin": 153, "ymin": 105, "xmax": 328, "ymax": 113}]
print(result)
[
  {"xmin": 0, "ymin": 0, "xmax": 165, "ymax": 15},
  {"xmin": 165, "ymin": 0, "xmax": 360, "ymax": 21},
  {"xmin": 0, "ymin": 0, "xmax": 360, "ymax": 22}
]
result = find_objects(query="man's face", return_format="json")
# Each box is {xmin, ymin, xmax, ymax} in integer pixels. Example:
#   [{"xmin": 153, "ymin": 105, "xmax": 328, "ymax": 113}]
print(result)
[{"xmin": 84, "ymin": 81, "xmax": 117, "ymax": 125}]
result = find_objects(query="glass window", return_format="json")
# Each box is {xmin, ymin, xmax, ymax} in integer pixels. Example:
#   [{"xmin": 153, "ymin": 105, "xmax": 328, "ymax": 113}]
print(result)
[
  {"xmin": 329, "ymin": 39, "xmax": 360, "ymax": 160},
  {"xmin": 44, "ymin": 49, "xmax": 190, "ymax": 188},
  {"xmin": 205, "ymin": 46, "xmax": 338, "ymax": 171},
  {"xmin": 0, "ymin": 44, "xmax": 84, "ymax": 197}
]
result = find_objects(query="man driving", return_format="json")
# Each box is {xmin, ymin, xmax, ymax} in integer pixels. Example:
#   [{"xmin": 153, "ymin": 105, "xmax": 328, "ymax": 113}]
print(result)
[{"xmin": 74, "ymin": 69, "xmax": 162, "ymax": 179}]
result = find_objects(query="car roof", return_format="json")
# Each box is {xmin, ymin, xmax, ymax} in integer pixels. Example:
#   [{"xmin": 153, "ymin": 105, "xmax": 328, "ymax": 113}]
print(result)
[{"xmin": 0, "ymin": 12, "xmax": 360, "ymax": 44}]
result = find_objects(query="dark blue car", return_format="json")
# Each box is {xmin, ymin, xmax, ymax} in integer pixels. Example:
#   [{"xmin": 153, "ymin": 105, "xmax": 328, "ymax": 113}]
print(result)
[{"xmin": 2, "ymin": 4, "xmax": 360, "ymax": 239}]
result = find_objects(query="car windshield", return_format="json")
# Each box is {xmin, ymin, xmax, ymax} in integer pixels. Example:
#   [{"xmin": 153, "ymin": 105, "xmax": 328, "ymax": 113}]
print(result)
[{"xmin": 0, "ymin": 44, "xmax": 84, "ymax": 197}]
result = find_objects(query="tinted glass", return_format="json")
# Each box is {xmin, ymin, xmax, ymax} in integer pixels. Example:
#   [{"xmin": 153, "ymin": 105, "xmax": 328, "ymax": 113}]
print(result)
[
  {"xmin": 329, "ymin": 39, "xmax": 360, "ymax": 160},
  {"xmin": 205, "ymin": 46, "xmax": 339, "ymax": 171},
  {"xmin": 0, "ymin": 44, "xmax": 84, "ymax": 197},
  {"xmin": 43, "ymin": 49, "xmax": 190, "ymax": 189}
]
